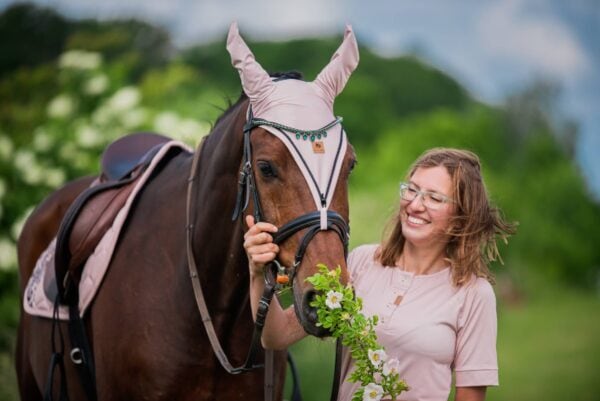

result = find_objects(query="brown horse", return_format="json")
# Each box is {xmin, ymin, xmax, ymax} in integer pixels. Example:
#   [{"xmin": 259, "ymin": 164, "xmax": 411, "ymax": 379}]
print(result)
[{"xmin": 16, "ymin": 24, "xmax": 359, "ymax": 401}]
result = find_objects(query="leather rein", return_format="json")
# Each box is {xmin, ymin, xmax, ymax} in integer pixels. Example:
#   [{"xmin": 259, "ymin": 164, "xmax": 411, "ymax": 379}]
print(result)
[{"xmin": 185, "ymin": 108, "xmax": 349, "ymax": 401}]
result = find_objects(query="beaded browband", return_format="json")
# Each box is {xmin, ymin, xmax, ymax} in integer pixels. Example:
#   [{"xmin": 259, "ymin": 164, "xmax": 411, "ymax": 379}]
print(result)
[{"xmin": 248, "ymin": 117, "xmax": 343, "ymax": 142}]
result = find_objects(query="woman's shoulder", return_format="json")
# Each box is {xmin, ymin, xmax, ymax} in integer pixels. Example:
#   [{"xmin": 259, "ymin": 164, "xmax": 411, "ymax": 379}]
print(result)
[
  {"xmin": 347, "ymin": 244, "xmax": 380, "ymax": 279},
  {"xmin": 349, "ymin": 244, "xmax": 380, "ymax": 259},
  {"xmin": 461, "ymin": 276, "xmax": 497, "ymax": 309}
]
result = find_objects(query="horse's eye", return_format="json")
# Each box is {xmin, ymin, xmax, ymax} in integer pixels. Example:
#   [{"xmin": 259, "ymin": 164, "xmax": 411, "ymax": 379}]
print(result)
[
  {"xmin": 349, "ymin": 159, "xmax": 358, "ymax": 174},
  {"xmin": 257, "ymin": 161, "xmax": 277, "ymax": 178}
]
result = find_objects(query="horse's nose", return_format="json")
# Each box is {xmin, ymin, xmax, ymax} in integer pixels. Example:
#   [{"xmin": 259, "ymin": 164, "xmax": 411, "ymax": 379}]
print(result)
[{"xmin": 301, "ymin": 290, "xmax": 319, "ymax": 325}]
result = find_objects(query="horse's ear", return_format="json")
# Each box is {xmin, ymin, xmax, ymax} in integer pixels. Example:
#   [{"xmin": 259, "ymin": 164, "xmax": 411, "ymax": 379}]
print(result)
[
  {"xmin": 226, "ymin": 22, "xmax": 274, "ymax": 103},
  {"xmin": 314, "ymin": 25, "xmax": 359, "ymax": 103}
]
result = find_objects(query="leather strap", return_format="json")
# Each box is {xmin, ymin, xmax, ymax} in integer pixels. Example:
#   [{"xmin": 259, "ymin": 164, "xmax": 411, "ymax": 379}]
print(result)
[
  {"xmin": 185, "ymin": 138, "xmax": 278, "ymax": 401},
  {"xmin": 44, "ymin": 299, "xmax": 69, "ymax": 401},
  {"xmin": 329, "ymin": 338, "xmax": 343, "ymax": 401}
]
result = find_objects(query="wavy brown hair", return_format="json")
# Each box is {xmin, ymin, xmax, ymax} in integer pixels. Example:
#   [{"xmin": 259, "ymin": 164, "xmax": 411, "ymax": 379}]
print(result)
[{"xmin": 378, "ymin": 148, "xmax": 517, "ymax": 286}]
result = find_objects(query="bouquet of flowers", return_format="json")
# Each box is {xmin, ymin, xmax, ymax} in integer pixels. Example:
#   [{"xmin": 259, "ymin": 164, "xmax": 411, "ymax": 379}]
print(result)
[{"xmin": 306, "ymin": 264, "xmax": 409, "ymax": 401}]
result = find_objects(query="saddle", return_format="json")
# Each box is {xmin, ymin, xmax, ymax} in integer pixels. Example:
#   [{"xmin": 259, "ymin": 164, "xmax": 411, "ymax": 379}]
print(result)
[{"xmin": 45, "ymin": 132, "xmax": 171, "ymax": 305}]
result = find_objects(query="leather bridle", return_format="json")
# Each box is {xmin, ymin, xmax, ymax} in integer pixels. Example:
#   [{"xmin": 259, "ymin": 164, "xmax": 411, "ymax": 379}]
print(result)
[
  {"xmin": 185, "ymin": 106, "xmax": 350, "ymax": 401},
  {"xmin": 232, "ymin": 106, "xmax": 350, "ymax": 279}
]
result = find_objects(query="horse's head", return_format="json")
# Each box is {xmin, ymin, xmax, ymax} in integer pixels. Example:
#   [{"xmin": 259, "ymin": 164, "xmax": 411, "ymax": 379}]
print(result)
[{"xmin": 227, "ymin": 22, "xmax": 359, "ymax": 337}]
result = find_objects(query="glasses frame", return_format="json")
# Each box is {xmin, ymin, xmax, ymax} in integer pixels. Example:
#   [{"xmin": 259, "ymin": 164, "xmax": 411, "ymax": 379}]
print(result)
[{"xmin": 399, "ymin": 182, "xmax": 455, "ymax": 210}]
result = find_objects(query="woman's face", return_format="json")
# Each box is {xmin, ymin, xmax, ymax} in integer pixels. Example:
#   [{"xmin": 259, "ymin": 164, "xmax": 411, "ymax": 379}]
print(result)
[{"xmin": 400, "ymin": 166, "xmax": 456, "ymax": 248}]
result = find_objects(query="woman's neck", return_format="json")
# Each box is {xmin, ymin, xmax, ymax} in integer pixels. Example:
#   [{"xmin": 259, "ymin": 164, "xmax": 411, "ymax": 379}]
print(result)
[{"xmin": 396, "ymin": 242, "xmax": 448, "ymax": 275}]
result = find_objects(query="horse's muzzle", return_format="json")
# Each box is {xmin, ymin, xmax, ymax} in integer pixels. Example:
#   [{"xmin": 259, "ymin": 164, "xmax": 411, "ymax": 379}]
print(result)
[{"xmin": 298, "ymin": 289, "xmax": 330, "ymax": 337}]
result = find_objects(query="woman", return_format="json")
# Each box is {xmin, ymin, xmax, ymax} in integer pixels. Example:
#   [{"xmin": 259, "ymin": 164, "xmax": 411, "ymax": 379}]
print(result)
[{"xmin": 244, "ymin": 148, "xmax": 516, "ymax": 401}]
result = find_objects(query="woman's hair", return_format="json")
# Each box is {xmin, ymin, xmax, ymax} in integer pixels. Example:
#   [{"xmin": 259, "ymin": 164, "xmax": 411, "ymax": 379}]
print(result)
[{"xmin": 378, "ymin": 148, "xmax": 517, "ymax": 286}]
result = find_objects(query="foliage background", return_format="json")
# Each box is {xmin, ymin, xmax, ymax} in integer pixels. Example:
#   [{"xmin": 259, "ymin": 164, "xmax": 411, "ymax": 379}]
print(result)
[{"xmin": 1, "ymin": 4, "xmax": 599, "ymax": 400}]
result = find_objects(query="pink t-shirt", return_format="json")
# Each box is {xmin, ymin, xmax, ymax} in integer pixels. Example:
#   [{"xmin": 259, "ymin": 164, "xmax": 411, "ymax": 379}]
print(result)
[{"xmin": 338, "ymin": 244, "xmax": 498, "ymax": 401}]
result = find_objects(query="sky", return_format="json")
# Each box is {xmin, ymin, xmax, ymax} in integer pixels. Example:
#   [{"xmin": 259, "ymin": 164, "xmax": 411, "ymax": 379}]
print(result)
[{"xmin": 3, "ymin": 0, "xmax": 599, "ymax": 198}]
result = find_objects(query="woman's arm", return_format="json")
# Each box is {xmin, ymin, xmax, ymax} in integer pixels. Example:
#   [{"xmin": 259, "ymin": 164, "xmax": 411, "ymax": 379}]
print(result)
[
  {"xmin": 244, "ymin": 215, "xmax": 307, "ymax": 349},
  {"xmin": 455, "ymin": 386, "xmax": 487, "ymax": 401}
]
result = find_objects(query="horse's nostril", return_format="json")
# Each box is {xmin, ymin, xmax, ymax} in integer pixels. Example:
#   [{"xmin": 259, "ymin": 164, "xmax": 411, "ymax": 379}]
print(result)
[{"xmin": 302, "ymin": 290, "xmax": 319, "ymax": 323}]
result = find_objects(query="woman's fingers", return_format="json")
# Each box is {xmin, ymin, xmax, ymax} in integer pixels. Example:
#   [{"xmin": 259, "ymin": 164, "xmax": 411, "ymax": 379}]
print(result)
[
  {"xmin": 244, "ymin": 215, "xmax": 280, "ymax": 272},
  {"xmin": 247, "ymin": 243, "xmax": 279, "ymax": 257},
  {"xmin": 245, "ymin": 215, "xmax": 278, "ymax": 236},
  {"xmin": 244, "ymin": 232, "xmax": 276, "ymax": 248}
]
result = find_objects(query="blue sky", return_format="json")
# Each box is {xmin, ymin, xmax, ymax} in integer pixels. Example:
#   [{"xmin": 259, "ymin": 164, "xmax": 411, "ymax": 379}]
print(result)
[{"xmin": 3, "ymin": 0, "xmax": 599, "ymax": 198}]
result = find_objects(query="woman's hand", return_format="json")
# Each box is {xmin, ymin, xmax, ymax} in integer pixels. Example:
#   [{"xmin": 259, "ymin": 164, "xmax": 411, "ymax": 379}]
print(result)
[{"xmin": 243, "ymin": 215, "xmax": 279, "ymax": 277}]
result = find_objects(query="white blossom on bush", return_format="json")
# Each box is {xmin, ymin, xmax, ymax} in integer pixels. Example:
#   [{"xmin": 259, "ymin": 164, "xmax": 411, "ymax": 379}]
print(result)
[
  {"xmin": 0, "ymin": 178, "xmax": 6, "ymax": 200},
  {"xmin": 84, "ymin": 74, "xmax": 109, "ymax": 95},
  {"xmin": 76, "ymin": 125, "xmax": 104, "ymax": 148},
  {"xmin": 107, "ymin": 86, "xmax": 140, "ymax": 111},
  {"xmin": 0, "ymin": 237, "xmax": 17, "ymax": 271},
  {"xmin": 0, "ymin": 134, "xmax": 14, "ymax": 160},
  {"xmin": 33, "ymin": 128, "xmax": 54, "ymax": 152},
  {"xmin": 154, "ymin": 111, "xmax": 180, "ymax": 134},
  {"xmin": 47, "ymin": 94, "xmax": 75, "ymax": 118},
  {"xmin": 14, "ymin": 150, "xmax": 36, "ymax": 173},
  {"xmin": 46, "ymin": 168, "xmax": 66, "ymax": 188},
  {"xmin": 120, "ymin": 108, "xmax": 148, "ymax": 130},
  {"xmin": 59, "ymin": 50, "xmax": 102, "ymax": 70},
  {"xmin": 11, "ymin": 206, "xmax": 33, "ymax": 241}
]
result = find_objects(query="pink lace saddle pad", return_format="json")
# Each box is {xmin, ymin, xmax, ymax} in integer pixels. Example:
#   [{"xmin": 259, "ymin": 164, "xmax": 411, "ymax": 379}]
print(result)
[{"xmin": 24, "ymin": 140, "xmax": 192, "ymax": 321}]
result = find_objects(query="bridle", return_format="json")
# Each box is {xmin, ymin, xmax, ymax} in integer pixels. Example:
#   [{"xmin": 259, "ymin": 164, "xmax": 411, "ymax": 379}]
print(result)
[
  {"xmin": 185, "ymin": 103, "xmax": 350, "ymax": 401},
  {"xmin": 232, "ymin": 106, "xmax": 350, "ymax": 282}
]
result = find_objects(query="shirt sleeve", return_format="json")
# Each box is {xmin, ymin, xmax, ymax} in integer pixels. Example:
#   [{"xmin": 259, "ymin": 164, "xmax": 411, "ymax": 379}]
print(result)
[
  {"xmin": 347, "ymin": 244, "xmax": 378, "ymax": 286},
  {"xmin": 454, "ymin": 278, "xmax": 499, "ymax": 387}
]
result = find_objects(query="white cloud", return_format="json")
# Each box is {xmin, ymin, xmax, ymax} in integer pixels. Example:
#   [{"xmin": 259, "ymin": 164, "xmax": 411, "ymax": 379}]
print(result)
[{"xmin": 478, "ymin": 0, "xmax": 591, "ymax": 79}]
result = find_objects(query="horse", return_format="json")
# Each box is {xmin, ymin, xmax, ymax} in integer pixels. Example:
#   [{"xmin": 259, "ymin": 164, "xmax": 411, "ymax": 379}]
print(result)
[{"xmin": 15, "ymin": 23, "xmax": 359, "ymax": 401}]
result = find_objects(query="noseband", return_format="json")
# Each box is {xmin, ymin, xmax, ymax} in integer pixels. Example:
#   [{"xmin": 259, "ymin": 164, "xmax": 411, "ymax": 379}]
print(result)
[{"xmin": 232, "ymin": 107, "xmax": 350, "ymax": 284}]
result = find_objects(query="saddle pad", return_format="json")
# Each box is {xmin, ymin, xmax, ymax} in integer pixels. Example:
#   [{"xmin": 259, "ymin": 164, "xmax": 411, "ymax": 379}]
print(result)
[{"xmin": 24, "ymin": 140, "xmax": 192, "ymax": 320}]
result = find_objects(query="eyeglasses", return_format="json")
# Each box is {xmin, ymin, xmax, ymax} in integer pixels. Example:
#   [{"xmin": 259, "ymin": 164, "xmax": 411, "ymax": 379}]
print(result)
[{"xmin": 399, "ymin": 182, "xmax": 454, "ymax": 210}]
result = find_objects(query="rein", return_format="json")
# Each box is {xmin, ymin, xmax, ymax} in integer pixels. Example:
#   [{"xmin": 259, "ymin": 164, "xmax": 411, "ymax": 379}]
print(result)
[{"xmin": 185, "ymin": 108, "xmax": 350, "ymax": 401}]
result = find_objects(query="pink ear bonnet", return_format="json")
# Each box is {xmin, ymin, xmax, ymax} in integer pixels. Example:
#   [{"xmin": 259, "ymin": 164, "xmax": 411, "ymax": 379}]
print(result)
[{"xmin": 227, "ymin": 22, "xmax": 359, "ymax": 227}]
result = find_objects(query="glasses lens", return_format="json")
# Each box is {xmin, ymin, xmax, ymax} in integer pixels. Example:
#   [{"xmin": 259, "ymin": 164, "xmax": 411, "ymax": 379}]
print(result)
[{"xmin": 400, "ymin": 184, "xmax": 415, "ymax": 201}]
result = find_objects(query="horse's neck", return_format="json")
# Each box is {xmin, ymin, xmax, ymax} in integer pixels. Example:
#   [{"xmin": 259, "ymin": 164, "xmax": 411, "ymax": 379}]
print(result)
[{"xmin": 190, "ymin": 99, "xmax": 250, "ymax": 313}]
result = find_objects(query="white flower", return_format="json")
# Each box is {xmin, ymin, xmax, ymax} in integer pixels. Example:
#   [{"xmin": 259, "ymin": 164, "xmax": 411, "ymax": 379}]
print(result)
[
  {"xmin": 59, "ymin": 50, "xmax": 102, "ymax": 70},
  {"xmin": 120, "ymin": 108, "xmax": 148, "ymax": 129},
  {"xmin": 368, "ymin": 349, "xmax": 387, "ymax": 368},
  {"xmin": 325, "ymin": 290, "xmax": 343, "ymax": 309},
  {"xmin": 0, "ymin": 237, "xmax": 17, "ymax": 271},
  {"xmin": 76, "ymin": 125, "xmax": 104, "ymax": 148},
  {"xmin": 33, "ymin": 128, "xmax": 54, "ymax": 152},
  {"xmin": 362, "ymin": 383, "xmax": 384, "ymax": 401},
  {"xmin": 11, "ymin": 207, "xmax": 33, "ymax": 240},
  {"xmin": 107, "ymin": 86, "xmax": 140, "ymax": 111},
  {"xmin": 13, "ymin": 150, "xmax": 42, "ymax": 184},
  {"xmin": 0, "ymin": 134, "xmax": 14, "ymax": 160},
  {"xmin": 84, "ymin": 74, "xmax": 109, "ymax": 95},
  {"xmin": 382, "ymin": 358, "xmax": 400, "ymax": 376},
  {"xmin": 154, "ymin": 111, "xmax": 180, "ymax": 134},
  {"xmin": 92, "ymin": 104, "xmax": 112, "ymax": 125},
  {"xmin": 47, "ymin": 94, "xmax": 75, "ymax": 118},
  {"xmin": 0, "ymin": 178, "xmax": 6, "ymax": 200},
  {"xmin": 59, "ymin": 142, "xmax": 78, "ymax": 162},
  {"xmin": 45, "ymin": 168, "xmax": 66, "ymax": 188}
]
